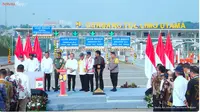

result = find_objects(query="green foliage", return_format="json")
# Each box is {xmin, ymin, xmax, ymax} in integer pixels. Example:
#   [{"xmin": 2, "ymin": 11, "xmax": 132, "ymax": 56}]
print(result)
[
  {"xmin": 0, "ymin": 36, "xmax": 16, "ymax": 56},
  {"xmin": 120, "ymin": 82, "xmax": 138, "ymax": 88},
  {"xmin": 144, "ymin": 94, "xmax": 153, "ymax": 108}
]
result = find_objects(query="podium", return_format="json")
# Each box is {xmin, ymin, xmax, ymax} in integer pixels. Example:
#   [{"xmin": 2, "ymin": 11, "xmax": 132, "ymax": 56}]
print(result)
[
  {"xmin": 93, "ymin": 64, "xmax": 105, "ymax": 95},
  {"xmin": 57, "ymin": 69, "xmax": 67, "ymax": 96}
]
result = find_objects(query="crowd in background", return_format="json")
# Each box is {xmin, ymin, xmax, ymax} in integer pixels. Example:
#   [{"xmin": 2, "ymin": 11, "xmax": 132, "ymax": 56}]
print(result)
[
  {"xmin": 147, "ymin": 63, "xmax": 199, "ymax": 111},
  {"xmin": 0, "ymin": 64, "xmax": 30, "ymax": 111}
]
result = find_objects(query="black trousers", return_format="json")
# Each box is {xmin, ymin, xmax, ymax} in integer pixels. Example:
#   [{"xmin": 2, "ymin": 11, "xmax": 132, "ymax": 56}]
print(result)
[
  {"xmin": 68, "ymin": 74, "xmax": 76, "ymax": 91},
  {"xmin": 95, "ymin": 69, "xmax": 104, "ymax": 90},
  {"xmin": 44, "ymin": 73, "xmax": 51, "ymax": 91},
  {"xmin": 110, "ymin": 72, "xmax": 118, "ymax": 88},
  {"xmin": 54, "ymin": 70, "xmax": 60, "ymax": 90},
  {"xmin": 80, "ymin": 75, "xmax": 89, "ymax": 91},
  {"xmin": 87, "ymin": 74, "xmax": 94, "ymax": 92}
]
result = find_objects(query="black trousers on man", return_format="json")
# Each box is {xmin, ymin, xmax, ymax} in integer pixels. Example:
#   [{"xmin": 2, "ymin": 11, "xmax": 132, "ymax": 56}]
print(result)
[
  {"xmin": 54, "ymin": 70, "xmax": 60, "ymax": 91},
  {"xmin": 44, "ymin": 73, "xmax": 51, "ymax": 91},
  {"xmin": 80, "ymin": 75, "xmax": 89, "ymax": 91},
  {"xmin": 87, "ymin": 74, "xmax": 94, "ymax": 92},
  {"xmin": 95, "ymin": 69, "xmax": 104, "ymax": 90},
  {"xmin": 68, "ymin": 74, "xmax": 76, "ymax": 91},
  {"xmin": 110, "ymin": 72, "xmax": 118, "ymax": 88}
]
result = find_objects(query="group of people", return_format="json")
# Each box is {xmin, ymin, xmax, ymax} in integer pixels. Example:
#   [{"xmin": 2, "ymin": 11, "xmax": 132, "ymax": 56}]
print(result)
[
  {"xmin": 147, "ymin": 63, "xmax": 199, "ymax": 111},
  {"xmin": 0, "ymin": 65, "xmax": 30, "ymax": 111},
  {"xmin": 49, "ymin": 50, "xmax": 119, "ymax": 92},
  {"xmin": 15, "ymin": 50, "xmax": 120, "ymax": 93}
]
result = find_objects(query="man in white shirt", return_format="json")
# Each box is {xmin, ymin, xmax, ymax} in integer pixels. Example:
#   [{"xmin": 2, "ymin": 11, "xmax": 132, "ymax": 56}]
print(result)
[
  {"xmin": 27, "ymin": 54, "xmax": 39, "ymax": 72},
  {"xmin": 172, "ymin": 66, "xmax": 188, "ymax": 111},
  {"xmin": 85, "ymin": 52, "xmax": 94, "ymax": 92},
  {"xmin": 15, "ymin": 55, "xmax": 27, "ymax": 72},
  {"xmin": 41, "ymin": 51, "xmax": 53, "ymax": 91},
  {"xmin": 10, "ymin": 64, "xmax": 31, "ymax": 111},
  {"xmin": 78, "ymin": 53, "xmax": 88, "ymax": 92},
  {"xmin": 65, "ymin": 53, "xmax": 78, "ymax": 92}
]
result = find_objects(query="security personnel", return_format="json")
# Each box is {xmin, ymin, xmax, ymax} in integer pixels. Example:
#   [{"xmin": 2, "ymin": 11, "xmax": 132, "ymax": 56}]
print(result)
[
  {"xmin": 53, "ymin": 52, "xmax": 65, "ymax": 92},
  {"xmin": 108, "ymin": 52, "xmax": 119, "ymax": 92}
]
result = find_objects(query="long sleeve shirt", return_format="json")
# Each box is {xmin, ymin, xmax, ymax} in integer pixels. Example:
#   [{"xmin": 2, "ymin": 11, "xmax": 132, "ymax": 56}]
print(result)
[
  {"xmin": 10, "ymin": 72, "xmax": 31, "ymax": 99},
  {"xmin": 27, "ymin": 58, "xmax": 39, "ymax": 72},
  {"xmin": 65, "ymin": 59, "xmax": 78, "ymax": 75},
  {"xmin": 108, "ymin": 58, "xmax": 119, "ymax": 73},
  {"xmin": 186, "ymin": 75, "xmax": 199, "ymax": 109},
  {"xmin": 41, "ymin": 57, "xmax": 53, "ymax": 74},
  {"xmin": 94, "ymin": 56, "xmax": 105, "ymax": 69},
  {"xmin": 172, "ymin": 75, "xmax": 188, "ymax": 106},
  {"xmin": 0, "ymin": 79, "xmax": 6, "ymax": 111},
  {"xmin": 78, "ymin": 59, "xmax": 86, "ymax": 75},
  {"xmin": 15, "ymin": 60, "xmax": 28, "ymax": 72},
  {"xmin": 86, "ymin": 57, "xmax": 94, "ymax": 74}
]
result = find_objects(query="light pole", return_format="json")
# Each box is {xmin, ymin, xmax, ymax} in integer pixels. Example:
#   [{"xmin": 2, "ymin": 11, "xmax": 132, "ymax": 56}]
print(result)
[{"xmin": 2, "ymin": 2, "xmax": 15, "ymax": 59}]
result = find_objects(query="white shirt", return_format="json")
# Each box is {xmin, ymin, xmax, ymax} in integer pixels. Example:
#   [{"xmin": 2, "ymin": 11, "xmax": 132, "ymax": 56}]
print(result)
[
  {"xmin": 41, "ymin": 57, "xmax": 53, "ymax": 74},
  {"xmin": 86, "ymin": 57, "xmax": 94, "ymax": 74},
  {"xmin": 27, "ymin": 58, "xmax": 39, "ymax": 72},
  {"xmin": 15, "ymin": 60, "xmax": 28, "ymax": 72},
  {"xmin": 65, "ymin": 59, "xmax": 78, "ymax": 75},
  {"xmin": 78, "ymin": 59, "xmax": 86, "ymax": 75},
  {"xmin": 10, "ymin": 72, "xmax": 31, "ymax": 99},
  {"xmin": 173, "ymin": 75, "xmax": 188, "ymax": 106}
]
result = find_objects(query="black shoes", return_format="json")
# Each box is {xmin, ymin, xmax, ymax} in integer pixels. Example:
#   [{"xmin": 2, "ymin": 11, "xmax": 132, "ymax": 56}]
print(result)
[
  {"xmin": 111, "ymin": 88, "xmax": 117, "ymax": 92},
  {"xmin": 79, "ymin": 89, "xmax": 84, "ymax": 91}
]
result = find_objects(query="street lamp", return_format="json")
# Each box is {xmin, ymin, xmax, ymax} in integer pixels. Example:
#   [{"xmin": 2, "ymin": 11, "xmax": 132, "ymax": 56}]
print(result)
[{"xmin": 2, "ymin": 2, "xmax": 18, "ymax": 57}]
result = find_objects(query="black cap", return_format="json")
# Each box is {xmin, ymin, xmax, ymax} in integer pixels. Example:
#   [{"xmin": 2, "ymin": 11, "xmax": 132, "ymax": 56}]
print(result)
[
  {"xmin": 79, "ymin": 53, "xmax": 84, "ymax": 57},
  {"xmin": 87, "ymin": 51, "xmax": 91, "ymax": 55},
  {"xmin": 174, "ymin": 66, "xmax": 184, "ymax": 73}
]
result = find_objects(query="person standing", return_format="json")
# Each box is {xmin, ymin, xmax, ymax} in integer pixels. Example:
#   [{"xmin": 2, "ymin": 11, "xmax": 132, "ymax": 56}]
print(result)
[
  {"xmin": 27, "ymin": 53, "xmax": 39, "ymax": 72},
  {"xmin": 185, "ymin": 66, "xmax": 199, "ymax": 111},
  {"xmin": 86, "ymin": 52, "xmax": 94, "ymax": 92},
  {"xmin": 41, "ymin": 51, "xmax": 53, "ymax": 91},
  {"xmin": 108, "ymin": 52, "xmax": 119, "ymax": 92},
  {"xmin": 172, "ymin": 66, "xmax": 188, "ymax": 111},
  {"xmin": 93, "ymin": 50, "xmax": 105, "ymax": 90},
  {"xmin": 15, "ymin": 55, "xmax": 27, "ymax": 72},
  {"xmin": 183, "ymin": 63, "xmax": 191, "ymax": 80},
  {"xmin": 10, "ymin": 64, "xmax": 31, "ymax": 111},
  {"xmin": 53, "ymin": 52, "xmax": 65, "ymax": 92},
  {"xmin": 0, "ymin": 69, "xmax": 13, "ymax": 111},
  {"xmin": 66, "ymin": 53, "xmax": 78, "ymax": 91},
  {"xmin": 0, "ymin": 70, "xmax": 7, "ymax": 111},
  {"xmin": 78, "ymin": 53, "xmax": 88, "ymax": 92}
]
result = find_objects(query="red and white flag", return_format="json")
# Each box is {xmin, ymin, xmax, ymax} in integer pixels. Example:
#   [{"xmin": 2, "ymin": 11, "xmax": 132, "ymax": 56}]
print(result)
[
  {"xmin": 33, "ymin": 35, "xmax": 42, "ymax": 62},
  {"xmin": 165, "ymin": 33, "xmax": 174, "ymax": 71},
  {"xmin": 14, "ymin": 35, "xmax": 23, "ymax": 64},
  {"xmin": 145, "ymin": 34, "xmax": 156, "ymax": 88},
  {"xmin": 23, "ymin": 35, "xmax": 32, "ymax": 60},
  {"xmin": 155, "ymin": 34, "xmax": 166, "ymax": 66}
]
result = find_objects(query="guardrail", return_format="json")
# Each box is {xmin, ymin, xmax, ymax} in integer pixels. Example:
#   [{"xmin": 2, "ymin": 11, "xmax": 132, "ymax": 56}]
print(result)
[{"xmin": 0, "ymin": 62, "xmax": 14, "ymax": 67}]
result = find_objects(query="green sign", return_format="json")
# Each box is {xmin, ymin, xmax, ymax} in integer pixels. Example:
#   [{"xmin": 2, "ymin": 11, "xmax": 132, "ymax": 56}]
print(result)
[
  {"xmin": 109, "ymin": 31, "xmax": 115, "ymax": 36},
  {"xmin": 90, "ymin": 31, "xmax": 96, "ymax": 36},
  {"xmin": 72, "ymin": 31, "xmax": 78, "ymax": 36},
  {"xmin": 54, "ymin": 31, "xmax": 59, "ymax": 36}
]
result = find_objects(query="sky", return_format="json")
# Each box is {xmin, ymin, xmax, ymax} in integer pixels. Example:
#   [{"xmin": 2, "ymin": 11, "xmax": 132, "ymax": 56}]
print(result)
[{"xmin": 0, "ymin": 0, "xmax": 199, "ymax": 26}]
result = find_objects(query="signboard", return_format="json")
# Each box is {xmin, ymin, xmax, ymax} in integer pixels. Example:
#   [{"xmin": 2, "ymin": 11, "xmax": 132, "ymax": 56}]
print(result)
[
  {"xmin": 85, "ymin": 36, "xmax": 104, "ymax": 46},
  {"xmin": 59, "ymin": 37, "xmax": 79, "ymax": 47},
  {"xmin": 112, "ymin": 36, "xmax": 130, "ymax": 47},
  {"xmin": 32, "ymin": 26, "xmax": 52, "ymax": 35}
]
